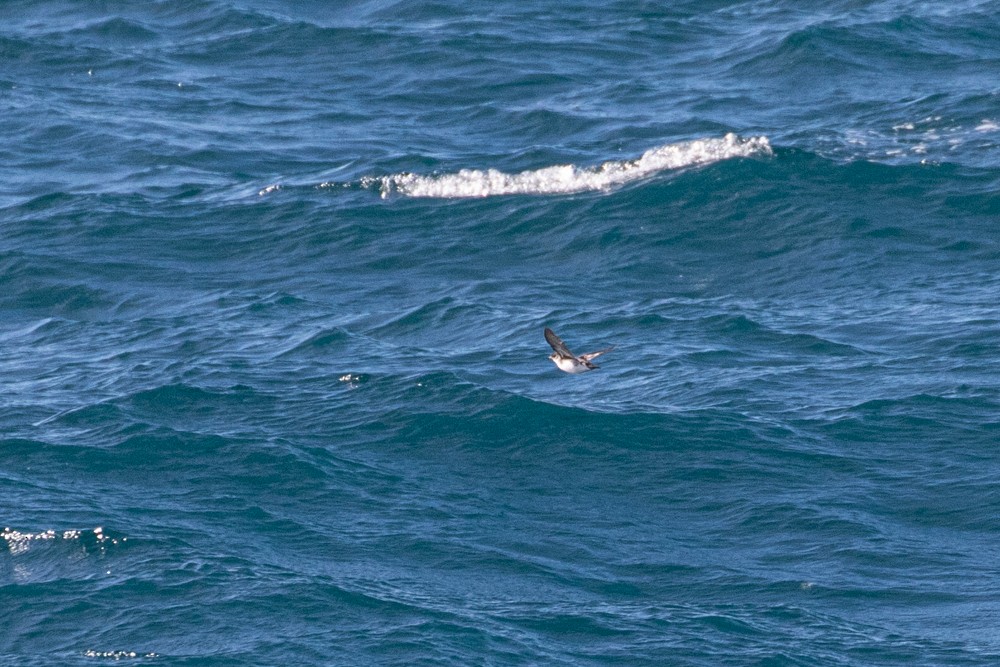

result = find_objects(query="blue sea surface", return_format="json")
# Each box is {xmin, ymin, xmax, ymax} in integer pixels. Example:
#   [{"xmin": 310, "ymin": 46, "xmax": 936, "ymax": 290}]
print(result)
[{"xmin": 2, "ymin": 1, "xmax": 1000, "ymax": 665}]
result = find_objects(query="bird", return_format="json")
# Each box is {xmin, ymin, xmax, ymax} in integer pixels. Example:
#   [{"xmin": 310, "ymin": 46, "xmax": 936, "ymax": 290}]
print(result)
[{"xmin": 544, "ymin": 327, "xmax": 614, "ymax": 374}]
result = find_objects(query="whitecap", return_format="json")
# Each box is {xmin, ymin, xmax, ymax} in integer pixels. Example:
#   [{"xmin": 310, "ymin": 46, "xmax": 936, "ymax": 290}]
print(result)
[
  {"xmin": 370, "ymin": 133, "xmax": 772, "ymax": 199},
  {"xmin": 2, "ymin": 526, "xmax": 127, "ymax": 555}
]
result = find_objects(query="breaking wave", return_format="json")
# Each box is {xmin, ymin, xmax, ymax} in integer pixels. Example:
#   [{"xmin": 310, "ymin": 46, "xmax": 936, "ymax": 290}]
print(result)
[{"xmin": 361, "ymin": 134, "xmax": 771, "ymax": 199}]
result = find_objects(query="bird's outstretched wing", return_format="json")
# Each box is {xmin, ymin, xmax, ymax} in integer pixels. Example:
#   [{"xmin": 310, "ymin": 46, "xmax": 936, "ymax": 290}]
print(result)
[
  {"xmin": 579, "ymin": 346, "xmax": 614, "ymax": 362},
  {"xmin": 544, "ymin": 328, "xmax": 574, "ymax": 358}
]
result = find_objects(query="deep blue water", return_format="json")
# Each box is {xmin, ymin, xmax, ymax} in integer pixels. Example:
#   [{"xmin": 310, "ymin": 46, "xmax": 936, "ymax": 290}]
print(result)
[{"xmin": 3, "ymin": 1, "xmax": 1000, "ymax": 665}]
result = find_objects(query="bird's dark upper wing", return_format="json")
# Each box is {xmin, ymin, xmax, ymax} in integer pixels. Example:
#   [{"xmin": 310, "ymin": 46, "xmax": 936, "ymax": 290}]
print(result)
[{"xmin": 544, "ymin": 328, "xmax": 574, "ymax": 357}]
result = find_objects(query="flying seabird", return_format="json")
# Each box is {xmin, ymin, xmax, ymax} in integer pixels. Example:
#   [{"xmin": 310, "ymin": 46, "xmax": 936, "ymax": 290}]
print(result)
[{"xmin": 544, "ymin": 327, "xmax": 614, "ymax": 374}]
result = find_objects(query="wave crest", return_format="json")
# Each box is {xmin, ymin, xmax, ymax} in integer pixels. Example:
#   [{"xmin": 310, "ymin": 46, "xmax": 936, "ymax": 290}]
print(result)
[{"xmin": 367, "ymin": 133, "xmax": 771, "ymax": 199}]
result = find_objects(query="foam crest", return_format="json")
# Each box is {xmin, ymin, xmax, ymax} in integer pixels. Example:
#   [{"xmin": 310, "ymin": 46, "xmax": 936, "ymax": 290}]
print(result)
[
  {"xmin": 2, "ymin": 526, "xmax": 126, "ymax": 555},
  {"xmin": 84, "ymin": 650, "xmax": 159, "ymax": 660},
  {"xmin": 371, "ymin": 133, "xmax": 771, "ymax": 199}
]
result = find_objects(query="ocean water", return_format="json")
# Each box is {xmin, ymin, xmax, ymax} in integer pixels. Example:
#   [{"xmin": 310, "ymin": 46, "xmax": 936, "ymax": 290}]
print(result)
[{"xmin": 2, "ymin": 0, "xmax": 999, "ymax": 664}]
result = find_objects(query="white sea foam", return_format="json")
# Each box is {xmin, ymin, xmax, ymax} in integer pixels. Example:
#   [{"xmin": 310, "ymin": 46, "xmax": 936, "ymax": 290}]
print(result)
[
  {"xmin": 2, "ymin": 526, "xmax": 126, "ymax": 555},
  {"xmin": 370, "ymin": 133, "xmax": 772, "ymax": 199},
  {"xmin": 84, "ymin": 650, "xmax": 159, "ymax": 660}
]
